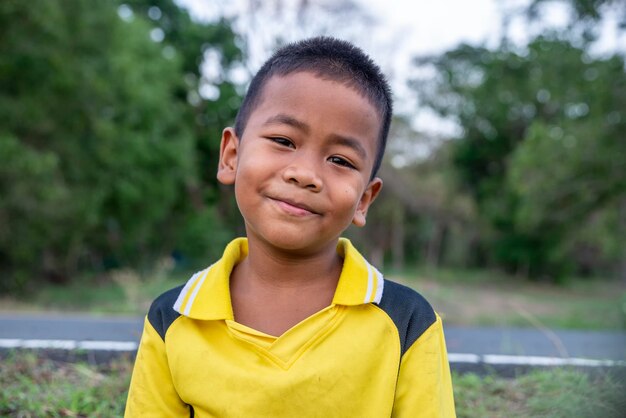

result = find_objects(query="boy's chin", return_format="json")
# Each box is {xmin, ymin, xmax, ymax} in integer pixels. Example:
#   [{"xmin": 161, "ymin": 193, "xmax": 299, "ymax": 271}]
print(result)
[{"xmin": 251, "ymin": 231, "xmax": 340, "ymax": 256}]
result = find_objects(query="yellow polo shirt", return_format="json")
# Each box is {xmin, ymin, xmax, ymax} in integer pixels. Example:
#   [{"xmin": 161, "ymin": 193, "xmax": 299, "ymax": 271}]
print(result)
[{"xmin": 125, "ymin": 238, "xmax": 455, "ymax": 417}]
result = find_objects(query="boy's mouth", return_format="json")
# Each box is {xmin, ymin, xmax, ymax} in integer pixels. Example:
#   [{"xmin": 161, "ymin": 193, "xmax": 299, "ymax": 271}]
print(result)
[{"xmin": 269, "ymin": 197, "xmax": 320, "ymax": 216}]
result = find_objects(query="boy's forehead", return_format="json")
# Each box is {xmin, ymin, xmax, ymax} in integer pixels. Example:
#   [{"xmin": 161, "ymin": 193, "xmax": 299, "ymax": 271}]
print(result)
[
  {"xmin": 254, "ymin": 72, "xmax": 380, "ymax": 126},
  {"xmin": 257, "ymin": 71, "xmax": 377, "ymax": 115},
  {"xmin": 249, "ymin": 72, "xmax": 381, "ymax": 154}
]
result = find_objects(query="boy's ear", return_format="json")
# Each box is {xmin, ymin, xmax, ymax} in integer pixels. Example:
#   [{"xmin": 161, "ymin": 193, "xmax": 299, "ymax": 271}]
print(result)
[
  {"xmin": 352, "ymin": 177, "xmax": 383, "ymax": 227},
  {"xmin": 217, "ymin": 127, "xmax": 239, "ymax": 185}
]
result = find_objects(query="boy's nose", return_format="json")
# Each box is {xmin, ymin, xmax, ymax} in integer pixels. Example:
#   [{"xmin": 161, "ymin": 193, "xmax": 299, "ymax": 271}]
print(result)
[{"xmin": 282, "ymin": 163, "xmax": 323, "ymax": 191}]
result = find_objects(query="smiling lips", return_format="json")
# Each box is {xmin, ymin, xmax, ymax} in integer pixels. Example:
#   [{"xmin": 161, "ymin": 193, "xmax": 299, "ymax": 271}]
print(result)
[{"xmin": 271, "ymin": 197, "xmax": 319, "ymax": 217}]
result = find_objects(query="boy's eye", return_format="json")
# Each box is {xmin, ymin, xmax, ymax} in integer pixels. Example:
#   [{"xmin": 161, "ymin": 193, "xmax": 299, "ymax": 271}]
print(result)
[
  {"xmin": 328, "ymin": 156, "xmax": 356, "ymax": 169},
  {"xmin": 268, "ymin": 137, "xmax": 295, "ymax": 148}
]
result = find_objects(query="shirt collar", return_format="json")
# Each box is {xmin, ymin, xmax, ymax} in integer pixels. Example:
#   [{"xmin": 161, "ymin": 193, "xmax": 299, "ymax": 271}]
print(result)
[{"xmin": 173, "ymin": 237, "xmax": 384, "ymax": 320}]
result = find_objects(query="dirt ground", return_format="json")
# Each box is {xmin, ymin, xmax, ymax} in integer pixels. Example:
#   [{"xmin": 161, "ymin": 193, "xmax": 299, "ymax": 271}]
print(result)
[{"xmin": 394, "ymin": 272, "xmax": 625, "ymax": 330}]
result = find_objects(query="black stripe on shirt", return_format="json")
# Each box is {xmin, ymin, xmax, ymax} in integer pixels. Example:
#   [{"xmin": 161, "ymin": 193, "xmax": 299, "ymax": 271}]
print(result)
[
  {"xmin": 147, "ymin": 284, "xmax": 184, "ymax": 341},
  {"xmin": 377, "ymin": 279, "xmax": 436, "ymax": 356}
]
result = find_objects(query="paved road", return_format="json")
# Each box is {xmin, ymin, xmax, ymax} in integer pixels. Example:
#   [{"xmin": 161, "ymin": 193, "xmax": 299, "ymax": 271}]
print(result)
[
  {"xmin": 0, "ymin": 313, "xmax": 144, "ymax": 342},
  {"xmin": 1, "ymin": 313, "xmax": 624, "ymax": 371},
  {"xmin": 444, "ymin": 326, "xmax": 626, "ymax": 360}
]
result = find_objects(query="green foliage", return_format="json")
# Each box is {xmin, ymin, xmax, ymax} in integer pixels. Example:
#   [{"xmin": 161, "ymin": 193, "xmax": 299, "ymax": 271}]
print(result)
[
  {"xmin": 528, "ymin": 0, "xmax": 626, "ymax": 25},
  {"xmin": 0, "ymin": 135, "xmax": 68, "ymax": 289},
  {"xmin": 175, "ymin": 206, "xmax": 234, "ymax": 264},
  {"xmin": 453, "ymin": 369, "xmax": 626, "ymax": 418},
  {"xmin": 0, "ymin": 0, "xmax": 191, "ymax": 289},
  {"xmin": 0, "ymin": 352, "xmax": 131, "ymax": 417},
  {"xmin": 412, "ymin": 34, "xmax": 626, "ymax": 279},
  {"xmin": 0, "ymin": 0, "xmax": 244, "ymax": 292},
  {"xmin": 123, "ymin": 0, "xmax": 243, "ymax": 190}
]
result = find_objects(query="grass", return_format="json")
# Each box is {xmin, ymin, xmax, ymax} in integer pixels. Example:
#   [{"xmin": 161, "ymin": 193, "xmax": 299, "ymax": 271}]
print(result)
[
  {"xmin": 0, "ymin": 351, "xmax": 132, "ymax": 417},
  {"xmin": 1, "ymin": 351, "xmax": 624, "ymax": 418},
  {"xmin": 391, "ymin": 267, "xmax": 626, "ymax": 330},
  {"xmin": 1, "ymin": 266, "xmax": 624, "ymax": 330},
  {"xmin": 0, "ymin": 267, "xmax": 186, "ymax": 317},
  {"xmin": 453, "ymin": 368, "xmax": 626, "ymax": 418}
]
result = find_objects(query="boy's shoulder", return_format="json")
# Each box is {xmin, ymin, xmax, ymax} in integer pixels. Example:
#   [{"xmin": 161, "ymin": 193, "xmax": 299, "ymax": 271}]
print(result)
[
  {"xmin": 146, "ymin": 284, "xmax": 185, "ymax": 341},
  {"xmin": 377, "ymin": 279, "xmax": 437, "ymax": 355}
]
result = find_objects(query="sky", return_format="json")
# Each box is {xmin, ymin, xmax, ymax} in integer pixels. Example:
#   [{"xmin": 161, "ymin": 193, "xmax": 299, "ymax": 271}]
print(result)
[
  {"xmin": 176, "ymin": 0, "xmax": 625, "ymax": 64},
  {"xmin": 179, "ymin": 0, "xmax": 528, "ymax": 81},
  {"xmin": 176, "ymin": 0, "xmax": 624, "ymax": 147},
  {"xmin": 179, "ymin": 0, "xmax": 531, "ymax": 49}
]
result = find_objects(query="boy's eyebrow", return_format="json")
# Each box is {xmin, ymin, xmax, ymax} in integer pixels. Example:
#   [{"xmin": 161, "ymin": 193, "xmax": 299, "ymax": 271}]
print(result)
[
  {"xmin": 263, "ymin": 113, "xmax": 310, "ymax": 133},
  {"xmin": 327, "ymin": 134, "xmax": 368, "ymax": 161},
  {"xmin": 263, "ymin": 113, "xmax": 369, "ymax": 160}
]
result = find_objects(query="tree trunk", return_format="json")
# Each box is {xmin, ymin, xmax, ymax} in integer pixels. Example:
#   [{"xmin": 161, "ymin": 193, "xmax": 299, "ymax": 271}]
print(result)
[
  {"xmin": 427, "ymin": 222, "xmax": 444, "ymax": 268},
  {"xmin": 391, "ymin": 205, "xmax": 405, "ymax": 271}
]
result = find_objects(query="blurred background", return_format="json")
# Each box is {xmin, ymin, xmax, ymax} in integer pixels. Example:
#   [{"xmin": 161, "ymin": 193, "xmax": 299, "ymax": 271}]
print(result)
[
  {"xmin": 1, "ymin": 1, "xmax": 626, "ymax": 415},
  {"xmin": 0, "ymin": 0, "xmax": 625, "ymax": 328}
]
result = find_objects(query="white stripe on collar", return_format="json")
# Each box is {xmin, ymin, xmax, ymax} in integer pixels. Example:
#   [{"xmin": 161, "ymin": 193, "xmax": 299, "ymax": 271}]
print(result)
[
  {"xmin": 173, "ymin": 270, "xmax": 203, "ymax": 314},
  {"xmin": 173, "ymin": 264, "xmax": 215, "ymax": 315},
  {"xmin": 363, "ymin": 261, "xmax": 385, "ymax": 304}
]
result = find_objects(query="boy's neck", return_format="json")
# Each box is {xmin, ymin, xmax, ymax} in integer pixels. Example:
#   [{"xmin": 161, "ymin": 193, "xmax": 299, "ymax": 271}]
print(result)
[
  {"xmin": 228, "ymin": 237, "xmax": 343, "ymax": 336},
  {"xmin": 235, "ymin": 237, "xmax": 343, "ymax": 291}
]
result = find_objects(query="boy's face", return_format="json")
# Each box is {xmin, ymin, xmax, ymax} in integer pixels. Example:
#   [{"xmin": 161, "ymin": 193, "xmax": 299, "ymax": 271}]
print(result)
[{"xmin": 217, "ymin": 71, "xmax": 383, "ymax": 255}]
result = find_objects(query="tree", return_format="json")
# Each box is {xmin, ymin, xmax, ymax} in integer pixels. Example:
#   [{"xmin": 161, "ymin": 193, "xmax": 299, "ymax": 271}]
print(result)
[
  {"xmin": 346, "ymin": 116, "xmax": 476, "ymax": 271},
  {"xmin": 0, "ymin": 0, "xmax": 243, "ymax": 291},
  {"xmin": 120, "ymin": 0, "xmax": 246, "ymax": 262},
  {"xmin": 527, "ymin": 0, "xmax": 626, "ymax": 26},
  {"xmin": 410, "ymin": 35, "xmax": 625, "ymax": 279}
]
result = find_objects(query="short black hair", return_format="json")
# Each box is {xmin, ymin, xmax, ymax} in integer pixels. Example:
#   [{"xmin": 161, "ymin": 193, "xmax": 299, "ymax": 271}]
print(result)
[{"xmin": 234, "ymin": 36, "xmax": 393, "ymax": 179}]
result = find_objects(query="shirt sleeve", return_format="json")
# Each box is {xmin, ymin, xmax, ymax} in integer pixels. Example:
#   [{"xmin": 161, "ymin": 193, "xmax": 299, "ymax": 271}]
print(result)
[
  {"xmin": 125, "ymin": 316, "xmax": 191, "ymax": 417},
  {"xmin": 392, "ymin": 314, "xmax": 456, "ymax": 418}
]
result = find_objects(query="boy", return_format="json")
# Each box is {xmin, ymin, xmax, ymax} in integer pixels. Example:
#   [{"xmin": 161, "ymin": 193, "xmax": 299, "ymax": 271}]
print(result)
[{"xmin": 125, "ymin": 37, "xmax": 455, "ymax": 417}]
